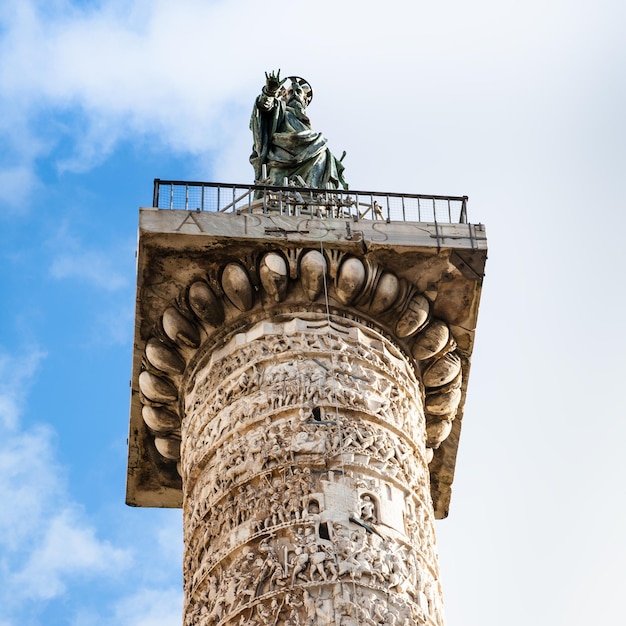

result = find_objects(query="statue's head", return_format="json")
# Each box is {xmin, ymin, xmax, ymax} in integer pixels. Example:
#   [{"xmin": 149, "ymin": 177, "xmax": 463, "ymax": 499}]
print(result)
[
  {"xmin": 290, "ymin": 83, "xmax": 308, "ymax": 107},
  {"xmin": 280, "ymin": 76, "xmax": 313, "ymax": 107}
]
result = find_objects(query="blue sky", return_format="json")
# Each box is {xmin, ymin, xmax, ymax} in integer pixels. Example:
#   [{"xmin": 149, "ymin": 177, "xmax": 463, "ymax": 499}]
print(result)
[{"xmin": 1, "ymin": 1, "xmax": 625, "ymax": 624}]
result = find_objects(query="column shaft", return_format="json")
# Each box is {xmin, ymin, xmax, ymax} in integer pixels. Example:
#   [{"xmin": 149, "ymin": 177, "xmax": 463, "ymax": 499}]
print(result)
[{"xmin": 181, "ymin": 315, "xmax": 445, "ymax": 626}]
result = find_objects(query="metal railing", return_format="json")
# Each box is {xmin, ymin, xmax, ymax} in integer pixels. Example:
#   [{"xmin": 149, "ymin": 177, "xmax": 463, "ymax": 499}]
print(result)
[{"xmin": 152, "ymin": 180, "xmax": 468, "ymax": 224}]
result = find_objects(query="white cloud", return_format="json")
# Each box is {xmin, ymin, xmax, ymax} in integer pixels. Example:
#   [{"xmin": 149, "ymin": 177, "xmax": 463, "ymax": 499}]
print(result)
[
  {"xmin": 1, "ymin": 0, "xmax": 618, "ymax": 198},
  {"xmin": 72, "ymin": 586, "xmax": 183, "ymax": 626},
  {"xmin": 0, "ymin": 424, "xmax": 61, "ymax": 550},
  {"xmin": 42, "ymin": 225, "xmax": 136, "ymax": 346},
  {"xmin": 9, "ymin": 508, "xmax": 132, "ymax": 601},
  {"xmin": 0, "ymin": 348, "xmax": 46, "ymax": 430},
  {"xmin": 48, "ymin": 227, "xmax": 132, "ymax": 292},
  {"xmin": 94, "ymin": 299, "xmax": 135, "ymax": 346},
  {"xmin": 0, "ymin": 346, "xmax": 183, "ymax": 624},
  {"xmin": 110, "ymin": 587, "xmax": 183, "ymax": 626},
  {"xmin": 50, "ymin": 248, "xmax": 130, "ymax": 291},
  {"xmin": 0, "ymin": 165, "xmax": 41, "ymax": 215},
  {"xmin": 154, "ymin": 513, "xmax": 184, "ymax": 568},
  {"xmin": 0, "ymin": 349, "xmax": 132, "ymax": 616}
]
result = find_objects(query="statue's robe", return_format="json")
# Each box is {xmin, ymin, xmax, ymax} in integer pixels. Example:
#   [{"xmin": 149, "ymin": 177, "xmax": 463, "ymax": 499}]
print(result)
[{"xmin": 250, "ymin": 96, "xmax": 346, "ymax": 190}]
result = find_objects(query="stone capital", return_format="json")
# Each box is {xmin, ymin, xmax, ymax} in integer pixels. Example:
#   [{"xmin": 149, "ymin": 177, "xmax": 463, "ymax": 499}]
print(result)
[{"xmin": 126, "ymin": 209, "xmax": 486, "ymax": 519}]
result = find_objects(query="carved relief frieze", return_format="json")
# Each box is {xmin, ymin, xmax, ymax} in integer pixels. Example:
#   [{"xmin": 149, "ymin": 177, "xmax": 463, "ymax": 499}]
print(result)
[
  {"xmin": 183, "ymin": 411, "xmax": 434, "ymax": 563},
  {"xmin": 132, "ymin": 244, "xmax": 459, "ymax": 625},
  {"xmin": 183, "ymin": 514, "xmax": 445, "ymax": 626}
]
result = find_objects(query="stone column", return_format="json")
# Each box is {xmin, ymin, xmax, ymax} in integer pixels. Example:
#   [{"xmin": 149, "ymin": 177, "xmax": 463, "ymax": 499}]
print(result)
[
  {"xmin": 182, "ymin": 314, "xmax": 442, "ymax": 625},
  {"xmin": 126, "ymin": 210, "xmax": 487, "ymax": 626}
]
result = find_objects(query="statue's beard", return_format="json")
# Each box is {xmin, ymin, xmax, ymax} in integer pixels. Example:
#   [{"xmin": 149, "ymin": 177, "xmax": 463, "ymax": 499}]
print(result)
[
  {"xmin": 289, "ymin": 96, "xmax": 306, "ymax": 110},
  {"xmin": 288, "ymin": 98, "xmax": 310, "ymax": 125}
]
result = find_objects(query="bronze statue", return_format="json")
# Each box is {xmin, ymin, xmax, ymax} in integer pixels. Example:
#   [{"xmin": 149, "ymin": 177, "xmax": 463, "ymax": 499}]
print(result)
[{"xmin": 250, "ymin": 70, "xmax": 347, "ymax": 189}]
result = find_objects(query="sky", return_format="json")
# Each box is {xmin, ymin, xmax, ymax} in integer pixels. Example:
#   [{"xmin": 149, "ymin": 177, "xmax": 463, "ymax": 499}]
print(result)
[{"xmin": 1, "ymin": 0, "xmax": 625, "ymax": 624}]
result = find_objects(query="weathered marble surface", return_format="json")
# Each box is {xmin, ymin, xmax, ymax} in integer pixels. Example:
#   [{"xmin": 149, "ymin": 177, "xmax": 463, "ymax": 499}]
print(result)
[
  {"xmin": 126, "ymin": 209, "xmax": 487, "ymax": 625},
  {"xmin": 182, "ymin": 318, "xmax": 443, "ymax": 626},
  {"xmin": 127, "ymin": 211, "xmax": 486, "ymax": 517}
]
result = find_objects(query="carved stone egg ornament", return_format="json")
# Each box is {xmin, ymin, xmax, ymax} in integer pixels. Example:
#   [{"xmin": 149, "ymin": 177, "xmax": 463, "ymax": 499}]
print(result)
[
  {"xmin": 423, "ymin": 351, "xmax": 462, "ymax": 388},
  {"xmin": 259, "ymin": 252, "xmax": 288, "ymax": 302},
  {"xmin": 139, "ymin": 370, "xmax": 178, "ymax": 404},
  {"xmin": 370, "ymin": 272, "xmax": 400, "ymax": 314},
  {"xmin": 188, "ymin": 280, "xmax": 224, "ymax": 326},
  {"xmin": 221, "ymin": 263, "xmax": 254, "ymax": 311},
  {"xmin": 162, "ymin": 307, "xmax": 200, "ymax": 348},
  {"xmin": 426, "ymin": 419, "xmax": 453, "ymax": 449},
  {"xmin": 425, "ymin": 387, "xmax": 462, "ymax": 416},
  {"xmin": 142, "ymin": 405, "xmax": 181, "ymax": 435},
  {"xmin": 299, "ymin": 250, "xmax": 327, "ymax": 301},
  {"xmin": 396, "ymin": 294, "xmax": 430, "ymax": 338},
  {"xmin": 154, "ymin": 436, "xmax": 181, "ymax": 461},
  {"xmin": 411, "ymin": 319, "xmax": 450, "ymax": 361},
  {"xmin": 336, "ymin": 257, "xmax": 366, "ymax": 304},
  {"xmin": 145, "ymin": 338, "xmax": 185, "ymax": 375}
]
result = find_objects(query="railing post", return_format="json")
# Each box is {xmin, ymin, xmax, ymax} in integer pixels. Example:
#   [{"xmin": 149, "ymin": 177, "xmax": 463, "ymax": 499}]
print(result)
[
  {"xmin": 433, "ymin": 198, "xmax": 441, "ymax": 250},
  {"xmin": 460, "ymin": 196, "xmax": 468, "ymax": 224},
  {"xmin": 153, "ymin": 179, "xmax": 160, "ymax": 208}
]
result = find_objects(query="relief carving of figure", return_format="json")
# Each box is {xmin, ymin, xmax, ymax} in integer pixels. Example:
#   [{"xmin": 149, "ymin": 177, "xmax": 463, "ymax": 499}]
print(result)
[
  {"xmin": 291, "ymin": 427, "xmax": 326, "ymax": 455},
  {"xmin": 360, "ymin": 494, "xmax": 377, "ymax": 524}
]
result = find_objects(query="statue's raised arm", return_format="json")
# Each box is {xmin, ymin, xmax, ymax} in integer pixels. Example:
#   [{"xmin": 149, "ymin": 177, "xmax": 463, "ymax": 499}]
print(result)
[
  {"xmin": 256, "ymin": 70, "xmax": 286, "ymax": 113},
  {"xmin": 250, "ymin": 71, "xmax": 347, "ymax": 190},
  {"xmin": 264, "ymin": 70, "xmax": 286, "ymax": 96}
]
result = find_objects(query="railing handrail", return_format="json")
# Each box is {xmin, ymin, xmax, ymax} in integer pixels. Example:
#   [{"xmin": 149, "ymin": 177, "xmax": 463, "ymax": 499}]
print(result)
[
  {"xmin": 152, "ymin": 179, "xmax": 470, "ymax": 224},
  {"xmin": 154, "ymin": 178, "xmax": 468, "ymax": 204}
]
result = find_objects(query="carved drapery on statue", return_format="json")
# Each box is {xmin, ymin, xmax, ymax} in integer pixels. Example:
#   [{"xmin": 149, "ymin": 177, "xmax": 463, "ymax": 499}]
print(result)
[{"xmin": 250, "ymin": 72, "xmax": 347, "ymax": 189}]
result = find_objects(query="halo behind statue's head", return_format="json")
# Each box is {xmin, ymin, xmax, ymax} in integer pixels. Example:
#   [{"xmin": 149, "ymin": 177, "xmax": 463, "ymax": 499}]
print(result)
[{"xmin": 278, "ymin": 76, "xmax": 313, "ymax": 106}]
